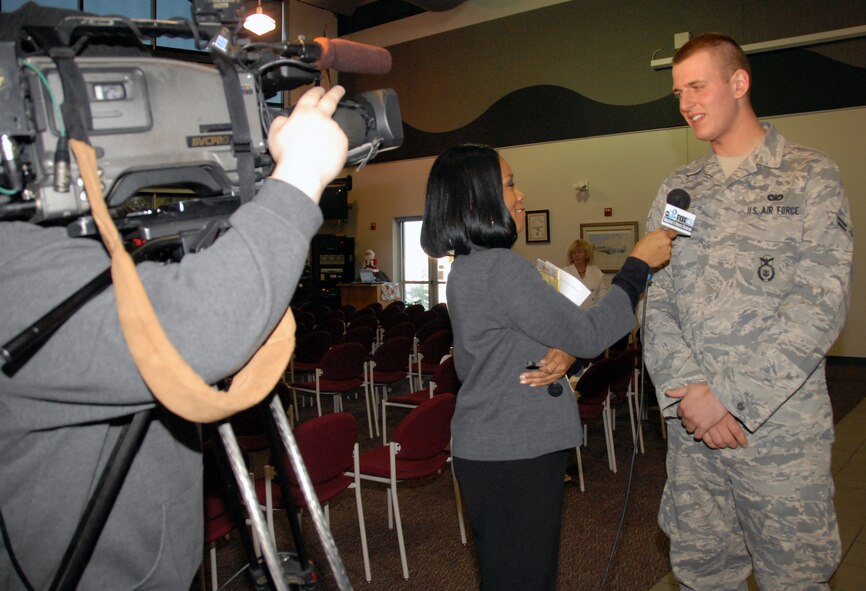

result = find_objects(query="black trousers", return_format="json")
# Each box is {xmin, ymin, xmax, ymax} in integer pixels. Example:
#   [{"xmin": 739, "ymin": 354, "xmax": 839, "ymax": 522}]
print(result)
[{"xmin": 454, "ymin": 450, "xmax": 568, "ymax": 591}]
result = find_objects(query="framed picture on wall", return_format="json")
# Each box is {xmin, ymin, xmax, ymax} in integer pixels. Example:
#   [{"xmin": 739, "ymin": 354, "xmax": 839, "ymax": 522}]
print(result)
[
  {"xmin": 525, "ymin": 210, "xmax": 550, "ymax": 243},
  {"xmin": 579, "ymin": 221, "xmax": 639, "ymax": 272}
]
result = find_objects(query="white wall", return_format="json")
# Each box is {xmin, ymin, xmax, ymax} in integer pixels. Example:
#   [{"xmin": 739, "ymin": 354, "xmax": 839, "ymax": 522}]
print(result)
[{"xmin": 347, "ymin": 106, "xmax": 866, "ymax": 358}]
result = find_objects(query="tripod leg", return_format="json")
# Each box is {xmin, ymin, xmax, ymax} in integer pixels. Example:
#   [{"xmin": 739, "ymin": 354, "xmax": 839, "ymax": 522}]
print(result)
[
  {"xmin": 218, "ymin": 422, "xmax": 296, "ymax": 590},
  {"xmin": 257, "ymin": 399, "xmax": 311, "ymax": 572},
  {"xmin": 268, "ymin": 396, "xmax": 354, "ymax": 591}
]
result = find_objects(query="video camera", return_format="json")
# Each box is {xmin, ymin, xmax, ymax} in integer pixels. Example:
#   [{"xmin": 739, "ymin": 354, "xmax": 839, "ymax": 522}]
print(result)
[{"xmin": 0, "ymin": 0, "xmax": 402, "ymax": 255}]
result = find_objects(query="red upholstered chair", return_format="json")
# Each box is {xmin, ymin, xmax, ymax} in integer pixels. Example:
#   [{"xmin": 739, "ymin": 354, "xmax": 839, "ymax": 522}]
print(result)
[
  {"xmin": 201, "ymin": 441, "xmax": 247, "ymax": 591},
  {"xmin": 289, "ymin": 330, "xmax": 332, "ymax": 382},
  {"xmin": 339, "ymin": 326, "xmax": 376, "ymax": 355},
  {"xmin": 574, "ymin": 355, "xmax": 633, "ymax": 473},
  {"xmin": 348, "ymin": 394, "xmax": 465, "ymax": 580},
  {"xmin": 605, "ymin": 350, "xmax": 644, "ymax": 454},
  {"xmin": 347, "ymin": 314, "xmax": 378, "ymax": 333},
  {"xmin": 404, "ymin": 303, "xmax": 425, "ymax": 318},
  {"xmin": 286, "ymin": 342, "xmax": 374, "ymax": 435},
  {"xmin": 381, "ymin": 355, "xmax": 460, "ymax": 443},
  {"xmin": 380, "ymin": 311, "xmax": 411, "ymax": 331},
  {"xmin": 364, "ymin": 335, "xmax": 414, "ymax": 436},
  {"xmin": 414, "ymin": 318, "xmax": 450, "ymax": 345},
  {"xmin": 316, "ymin": 317, "xmax": 346, "ymax": 342},
  {"xmin": 339, "ymin": 304, "xmax": 357, "ymax": 322},
  {"xmin": 411, "ymin": 329, "xmax": 453, "ymax": 391},
  {"xmin": 255, "ymin": 413, "xmax": 371, "ymax": 582},
  {"xmin": 411, "ymin": 309, "xmax": 439, "ymax": 330}
]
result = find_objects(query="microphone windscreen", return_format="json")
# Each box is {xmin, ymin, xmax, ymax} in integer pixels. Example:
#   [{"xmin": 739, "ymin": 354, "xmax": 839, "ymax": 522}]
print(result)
[
  {"xmin": 315, "ymin": 37, "xmax": 392, "ymax": 74},
  {"xmin": 666, "ymin": 188, "xmax": 691, "ymax": 211}
]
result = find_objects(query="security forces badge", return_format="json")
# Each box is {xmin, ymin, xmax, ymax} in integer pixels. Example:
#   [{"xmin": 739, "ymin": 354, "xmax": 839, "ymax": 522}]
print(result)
[{"xmin": 758, "ymin": 256, "xmax": 775, "ymax": 282}]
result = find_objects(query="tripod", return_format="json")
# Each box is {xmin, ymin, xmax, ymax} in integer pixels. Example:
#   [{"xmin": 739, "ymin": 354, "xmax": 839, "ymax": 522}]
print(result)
[{"xmin": 206, "ymin": 394, "xmax": 354, "ymax": 591}]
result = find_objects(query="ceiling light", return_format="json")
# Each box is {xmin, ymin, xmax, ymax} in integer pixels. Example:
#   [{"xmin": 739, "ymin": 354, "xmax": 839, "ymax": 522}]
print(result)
[{"xmin": 244, "ymin": 1, "xmax": 276, "ymax": 37}]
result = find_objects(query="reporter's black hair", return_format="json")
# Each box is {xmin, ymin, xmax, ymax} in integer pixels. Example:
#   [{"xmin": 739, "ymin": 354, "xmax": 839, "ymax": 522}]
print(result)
[{"xmin": 421, "ymin": 144, "xmax": 517, "ymax": 258}]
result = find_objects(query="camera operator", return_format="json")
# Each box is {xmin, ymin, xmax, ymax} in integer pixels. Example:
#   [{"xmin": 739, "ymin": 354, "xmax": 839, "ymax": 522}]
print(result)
[{"xmin": 0, "ymin": 85, "xmax": 348, "ymax": 589}]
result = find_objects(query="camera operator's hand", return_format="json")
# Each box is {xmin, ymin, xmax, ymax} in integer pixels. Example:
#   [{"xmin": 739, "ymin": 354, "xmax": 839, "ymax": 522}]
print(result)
[{"xmin": 269, "ymin": 85, "xmax": 349, "ymax": 202}]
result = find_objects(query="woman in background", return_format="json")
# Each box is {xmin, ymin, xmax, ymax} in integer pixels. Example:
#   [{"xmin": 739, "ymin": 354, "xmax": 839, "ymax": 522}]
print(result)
[
  {"xmin": 563, "ymin": 238, "xmax": 607, "ymax": 309},
  {"xmin": 421, "ymin": 143, "xmax": 674, "ymax": 590}
]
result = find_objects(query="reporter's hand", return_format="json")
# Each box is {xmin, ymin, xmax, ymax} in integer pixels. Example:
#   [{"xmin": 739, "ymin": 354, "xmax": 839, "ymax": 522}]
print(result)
[
  {"xmin": 268, "ymin": 85, "xmax": 349, "ymax": 202},
  {"xmin": 519, "ymin": 348, "xmax": 576, "ymax": 387},
  {"xmin": 629, "ymin": 229, "xmax": 676, "ymax": 269}
]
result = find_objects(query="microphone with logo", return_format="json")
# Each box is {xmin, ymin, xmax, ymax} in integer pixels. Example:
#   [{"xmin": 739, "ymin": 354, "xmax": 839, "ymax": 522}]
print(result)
[{"xmin": 660, "ymin": 188, "xmax": 694, "ymax": 236}]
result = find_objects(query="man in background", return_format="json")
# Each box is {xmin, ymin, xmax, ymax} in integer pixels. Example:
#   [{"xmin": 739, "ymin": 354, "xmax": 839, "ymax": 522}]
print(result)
[{"xmin": 644, "ymin": 33, "xmax": 853, "ymax": 590}]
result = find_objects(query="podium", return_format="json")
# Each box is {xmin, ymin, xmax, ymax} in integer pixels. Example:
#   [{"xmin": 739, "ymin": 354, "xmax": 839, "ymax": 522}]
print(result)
[{"xmin": 339, "ymin": 283, "xmax": 400, "ymax": 309}]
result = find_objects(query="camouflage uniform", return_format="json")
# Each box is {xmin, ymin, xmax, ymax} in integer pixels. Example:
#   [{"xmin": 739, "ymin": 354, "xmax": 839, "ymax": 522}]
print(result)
[{"xmin": 644, "ymin": 123, "xmax": 853, "ymax": 590}]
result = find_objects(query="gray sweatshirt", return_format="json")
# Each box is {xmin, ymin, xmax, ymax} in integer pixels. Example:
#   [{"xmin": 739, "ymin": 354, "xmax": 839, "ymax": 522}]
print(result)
[
  {"xmin": 0, "ymin": 179, "xmax": 322, "ymax": 589},
  {"xmin": 447, "ymin": 247, "xmax": 646, "ymax": 461}
]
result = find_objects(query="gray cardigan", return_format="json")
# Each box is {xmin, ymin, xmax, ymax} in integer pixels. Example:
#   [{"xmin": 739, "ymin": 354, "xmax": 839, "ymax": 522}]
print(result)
[
  {"xmin": 448, "ymin": 247, "xmax": 645, "ymax": 461},
  {"xmin": 0, "ymin": 179, "xmax": 321, "ymax": 589}
]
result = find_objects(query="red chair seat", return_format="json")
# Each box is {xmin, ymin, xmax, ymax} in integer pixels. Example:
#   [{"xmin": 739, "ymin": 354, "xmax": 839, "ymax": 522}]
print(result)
[
  {"xmin": 291, "ymin": 378, "xmax": 363, "ymax": 392},
  {"xmin": 255, "ymin": 474, "xmax": 352, "ymax": 507},
  {"xmin": 358, "ymin": 445, "xmax": 449, "ymax": 480},
  {"xmin": 370, "ymin": 369, "xmax": 406, "ymax": 384},
  {"xmin": 386, "ymin": 390, "xmax": 431, "ymax": 406}
]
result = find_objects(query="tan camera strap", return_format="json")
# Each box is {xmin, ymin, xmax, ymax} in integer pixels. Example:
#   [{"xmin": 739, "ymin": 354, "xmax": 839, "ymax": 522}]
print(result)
[{"xmin": 69, "ymin": 139, "xmax": 295, "ymax": 423}]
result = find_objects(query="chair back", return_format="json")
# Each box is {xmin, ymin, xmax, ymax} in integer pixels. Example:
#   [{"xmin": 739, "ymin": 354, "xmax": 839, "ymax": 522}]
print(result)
[
  {"xmin": 405, "ymin": 303, "xmax": 425, "ymax": 318},
  {"xmin": 339, "ymin": 304, "xmax": 357, "ymax": 322},
  {"xmin": 363, "ymin": 302, "xmax": 383, "ymax": 319},
  {"xmin": 321, "ymin": 308, "xmax": 346, "ymax": 322},
  {"xmin": 575, "ymin": 352, "xmax": 633, "ymax": 404},
  {"xmin": 381, "ymin": 301, "xmax": 406, "ymax": 322},
  {"xmin": 348, "ymin": 314, "xmax": 378, "ymax": 332},
  {"xmin": 293, "ymin": 330, "xmax": 332, "ymax": 363},
  {"xmin": 431, "ymin": 355, "xmax": 461, "ymax": 395},
  {"xmin": 340, "ymin": 326, "xmax": 375, "ymax": 353},
  {"xmin": 418, "ymin": 329, "xmax": 453, "ymax": 364},
  {"xmin": 608, "ymin": 350, "xmax": 636, "ymax": 398},
  {"xmin": 381, "ymin": 312, "xmax": 411, "ymax": 331},
  {"xmin": 317, "ymin": 317, "xmax": 346, "ymax": 341},
  {"xmin": 320, "ymin": 342, "xmax": 368, "ymax": 380},
  {"xmin": 382, "ymin": 321, "xmax": 416, "ymax": 342},
  {"xmin": 412, "ymin": 309, "xmax": 439, "ymax": 329},
  {"xmin": 392, "ymin": 393, "xmax": 456, "ymax": 461},
  {"xmin": 371, "ymin": 336, "xmax": 413, "ymax": 372},
  {"xmin": 287, "ymin": 413, "xmax": 357, "ymax": 487},
  {"xmin": 415, "ymin": 318, "xmax": 450, "ymax": 344}
]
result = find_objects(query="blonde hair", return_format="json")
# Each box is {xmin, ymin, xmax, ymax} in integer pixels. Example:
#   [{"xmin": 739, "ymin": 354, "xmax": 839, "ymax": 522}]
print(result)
[{"xmin": 567, "ymin": 239, "xmax": 594, "ymax": 263}]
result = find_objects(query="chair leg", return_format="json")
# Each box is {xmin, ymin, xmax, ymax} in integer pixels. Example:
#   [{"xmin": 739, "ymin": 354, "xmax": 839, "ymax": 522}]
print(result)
[
  {"xmin": 264, "ymin": 465, "xmax": 276, "ymax": 541},
  {"xmin": 603, "ymin": 408, "xmax": 617, "ymax": 473},
  {"xmin": 381, "ymin": 399, "xmax": 389, "ymax": 445},
  {"xmin": 574, "ymin": 446, "xmax": 585, "ymax": 492},
  {"xmin": 450, "ymin": 459, "xmax": 467, "ymax": 544},
  {"xmin": 388, "ymin": 443, "xmax": 409, "ymax": 580},
  {"xmin": 209, "ymin": 544, "xmax": 218, "ymax": 591},
  {"xmin": 352, "ymin": 444, "xmax": 372, "ymax": 582}
]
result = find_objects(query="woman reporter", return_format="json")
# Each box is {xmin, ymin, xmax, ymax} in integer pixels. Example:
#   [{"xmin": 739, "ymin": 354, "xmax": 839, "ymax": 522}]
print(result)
[{"xmin": 421, "ymin": 143, "xmax": 673, "ymax": 591}]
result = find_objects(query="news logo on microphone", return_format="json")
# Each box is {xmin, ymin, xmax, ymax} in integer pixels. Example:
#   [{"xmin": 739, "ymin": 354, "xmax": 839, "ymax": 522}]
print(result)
[
  {"xmin": 661, "ymin": 205, "xmax": 695, "ymax": 236},
  {"xmin": 661, "ymin": 189, "xmax": 695, "ymax": 236}
]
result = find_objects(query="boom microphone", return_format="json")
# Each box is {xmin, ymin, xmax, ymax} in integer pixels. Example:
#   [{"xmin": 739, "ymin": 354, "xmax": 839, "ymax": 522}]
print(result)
[
  {"xmin": 314, "ymin": 37, "xmax": 392, "ymax": 74},
  {"xmin": 661, "ymin": 188, "xmax": 695, "ymax": 236}
]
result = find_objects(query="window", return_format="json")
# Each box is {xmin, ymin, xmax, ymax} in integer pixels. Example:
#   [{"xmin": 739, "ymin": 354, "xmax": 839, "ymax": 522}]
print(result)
[{"xmin": 398, "ymin": 218, "xmax": 451, "ymax": 308}]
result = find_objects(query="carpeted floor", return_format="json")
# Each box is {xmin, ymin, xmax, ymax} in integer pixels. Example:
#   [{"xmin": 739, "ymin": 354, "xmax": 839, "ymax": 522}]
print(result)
[{"xmin": 192, "ymin": 357, "xmax": 865, "ymax": 591}]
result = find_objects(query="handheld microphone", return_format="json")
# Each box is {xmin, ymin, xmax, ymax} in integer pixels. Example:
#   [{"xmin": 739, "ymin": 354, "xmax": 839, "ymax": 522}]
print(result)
[
  {"xmin": 660, "ymin": 188, "xmax": 695, "ymax": 236},
  {"xmin": 314, "ymin": 37, "xmax": 392, "ymax": 74}
]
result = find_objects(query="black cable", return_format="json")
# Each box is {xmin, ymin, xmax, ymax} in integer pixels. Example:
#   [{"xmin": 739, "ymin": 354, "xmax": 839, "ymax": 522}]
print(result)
[
  {"xmin": 0, "ymin": 505, "xmax": 36, "ymax": 591},
  {"xmin": 596, "ymin": 274, "xmax": 653, "ymax": 591}
]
